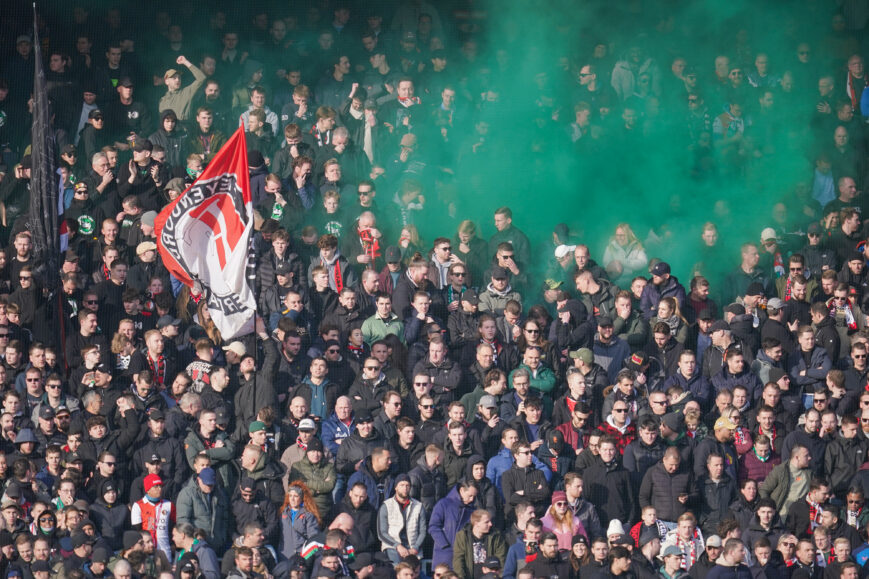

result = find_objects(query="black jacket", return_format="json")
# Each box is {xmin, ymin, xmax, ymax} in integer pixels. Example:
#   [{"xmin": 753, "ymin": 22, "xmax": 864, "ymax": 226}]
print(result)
[
  {"xmin": 501, "ymin": 463, "xmax": 551, "ymax": 518},
  {"xmin": 583, "ymin": 455, "xmax": 638, "ymax": 525},
  {"xmin": 335, "ymin": 428, "xmax": 388, "ymax": 476}
]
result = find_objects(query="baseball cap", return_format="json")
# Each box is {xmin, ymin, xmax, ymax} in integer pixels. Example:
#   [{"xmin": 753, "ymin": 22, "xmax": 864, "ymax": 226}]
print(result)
[
  {"xmin": 298, "ymin": 418, "xmax": 317, "ymax": 432},
  {"xmin": 148, "ymin": 408, "xmax": 165, "ymax": 421},
  {"xmin": 706, "ymin": 535, "xmax": 723, "ymax": 548},
  {"xmin": 491, "ymin": 266, "xmax": 509, "ymax": 279},
  {"xmin": 157, "ymin": 315, "xmax": 181, "ymax": 329},
  {"xmin": 710, "ymin": 320, "xmax": 730, "ymax": 333},
  {"xmin": 479, "ymin": 395, "xmax": 497, "ymax": 409},
  {"xmin": 118, "ymin": 76, "xmax": 134, "ymax": 88},
  {"xmin": 248, "ymin": 420, "xmax": 267, "ymax": 433},
  {"xmin": 88, "ymin": 109, "xmax": 103, "ymax": 120},
  {"xmin": 651, "ymin": 262, "xmax": 671, "ymax": 276},
  {"xmin": 714, "ymin": 416, "xmax": 738, "ymax": 430},
  {"xmin": 767, "ymin": 297, "xmax": 784, "ymax": 310},
  {"xmin": 569, "ymin": 348, "xmax": 594, "ymax": 364},
  {"xmin": 554, "ymin": 244, "xmax": 576, "ymax": 259},
  {"xmin": 597, "ymin": 315, "xmax": 614, "ymax": 327},
  {"xmin": 164, "ymin": 68, "xmax": 180, "ymax": 80},
  {"xmin": 223, "ymin": 341, "xmax": 247, "ymax": 357},
  {"xmin": 760, "ymin": 227, "xmax": 777, "ymax": 241},
  {"xmin": 461, "ymin": 289, "xmax": 479, "ymax": 305},
  {"xmin": 662, "ymin": 546, "xmax": 683, "ymax": 558},
  {"xmin": 198, "ymin": 467, "xmax": 217, "ymax": 486},
  {"xmin": 385, "ymin": 246, "xmax": 401, "ymax": 263},
  {"xmin": 39, "ymin": 406, "xmax": 55, "ymax": 420}
]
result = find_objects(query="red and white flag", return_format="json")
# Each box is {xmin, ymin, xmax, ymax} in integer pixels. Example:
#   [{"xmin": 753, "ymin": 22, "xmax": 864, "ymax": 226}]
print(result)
[{"xmin": 155, "ymin": 127, "xmax": 256, "ymax": 339}]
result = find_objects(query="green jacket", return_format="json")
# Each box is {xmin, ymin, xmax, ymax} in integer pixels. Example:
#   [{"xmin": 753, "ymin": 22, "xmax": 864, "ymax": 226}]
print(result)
[
  {"xmin": 289, "ymin": 456, "xmax": 337, "ymax": 515},
  {"xmin": 452, "ymin": 523, "xmax": 507, "ymax": 579},
  {"xmin": 184, "ymin": 429, "xmax": 237, "ymax": 490},
  {"xmin": 759, "ymin": 461, "xmax": 809, "ymax": 513},
  {"xmin": 176, "ymin": 480, "xmax": 231, "ymax": 550},
  {"xmin": 158, "ymin": 64, "xmax": 207, "ymax": 120},
  {"xmin": 362, "ymin": 313, "xmax": 406, "ymax": 346}
]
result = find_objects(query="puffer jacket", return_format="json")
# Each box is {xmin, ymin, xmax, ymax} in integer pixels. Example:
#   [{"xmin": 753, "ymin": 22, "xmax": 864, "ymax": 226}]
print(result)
[
  {"xmin": 407, "ymin": 455, "xmax": 447, "ymax": 515},
  {"xmin": 639, "ymin": 460, "xmax": 695, "ymax": 522},
  {"xmin": 176, "ymin": 482, "xmax": 231, "ymax": 550},
  {"xmin": 335, "ymin": 427, "xmax": 387, "ymax": 476},
  {"xmin": 824, "ymin": 434, "xmax": 869, "ymax": 496},
  {"xmin": 640, "ymin": 275, "xmax": 687, "ymax": 320},
  {"xmin": 430, "ymin": 486, "xmax": 476, "ymax": 567},
  {"xmin": 289, "ymin": 456, "xmax": 336, "ymax": 516},
  {"xmin": 89, "ymin": 498, "xmax": 127, "ymax": 551}
]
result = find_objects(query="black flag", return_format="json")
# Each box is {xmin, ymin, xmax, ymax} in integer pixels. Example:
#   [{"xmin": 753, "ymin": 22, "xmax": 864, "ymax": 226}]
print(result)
[{"xmin": 28, "ymin": 4, "xmax": 60, "ymax": 288}]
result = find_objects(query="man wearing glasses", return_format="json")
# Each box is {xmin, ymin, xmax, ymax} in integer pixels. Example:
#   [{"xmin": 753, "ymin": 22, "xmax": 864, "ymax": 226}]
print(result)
[{"xmin": 501, "ymin": 441, "xmax": 551, "ymax": 518}]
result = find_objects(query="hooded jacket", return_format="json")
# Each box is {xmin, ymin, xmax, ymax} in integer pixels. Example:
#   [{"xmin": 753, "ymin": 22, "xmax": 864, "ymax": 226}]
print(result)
[{"xmin": 430, "ymin": 486, "xmax": 476, "ymax": 566}]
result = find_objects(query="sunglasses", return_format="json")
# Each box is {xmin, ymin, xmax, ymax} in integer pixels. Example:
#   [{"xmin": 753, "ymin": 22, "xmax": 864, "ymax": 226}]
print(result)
[
  {"xmin": 420, "ymin": 404, "xmax": 433, "ymax": 409},
  {"xmin": 453, "ymin": 272, "xmax": 467, "ymax": 276},
  {"xmin": 613, "ymin": 408, "xmax": 628, "ymax": 413},
  {"xmin": 364, "ymin": 365, "xmax": 380, "ymax": 370}
]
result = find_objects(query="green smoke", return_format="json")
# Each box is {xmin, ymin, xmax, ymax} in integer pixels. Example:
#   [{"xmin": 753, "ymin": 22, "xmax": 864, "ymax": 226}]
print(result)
[{"xmin": 416, "ymin": 0, "xmax": 844, "ymax": 284}]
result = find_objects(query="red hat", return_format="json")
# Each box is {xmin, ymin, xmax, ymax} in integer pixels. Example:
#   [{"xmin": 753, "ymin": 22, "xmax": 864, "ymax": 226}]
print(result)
[{"xmin": 144, "ymin": 474, "xmax": 163, "ymax": 492}]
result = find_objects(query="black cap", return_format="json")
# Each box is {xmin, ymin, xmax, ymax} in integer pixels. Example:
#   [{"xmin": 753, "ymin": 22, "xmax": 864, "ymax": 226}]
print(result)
[
  {"xmin": 491, "ymin": 266, "xmax": 508, "ymax": 279},
  {"xmin": 724, "ymin": 303, "xmax": 746, "ymax": 316},
  {"xmin": 355, "ymin": 409, "xmax": 373, "ymax": 423},
  {"xmin": 39, "ymin": 406, "xmax": 55, "ymax": 420},
  {"xmin": 807, "ymin": 222, "xmax": 822, "ymax": 235},
  {"xmin": 61, "ymin": 143, "xmax": 77, "ymax": 156},
  {"xmin": 19, "ymin": 155, "xmax": 32, "ymax": 169},
  {"xmin": 31, "ymin": 560, "xmax": 51, "ymax": 573},
  {"xmin": 148, "ymin": 408, "xmax": 165, "ymax": 421},
  {"xmin": 88, "ymin": 109, "xmax": 103, "ymax": 120},
  {"xmin": 483, "ymin": 557, "xmax": 502, "ymax": 569},
  {"xmin": 239, "ymin": 476, "xmax": 256, "ymax": 492},
  {"xmin": 118, "ymin": 76, "xmax": 134, "ymax": 88},
  {"xmin": 307, "ymin": 437, "xmax": 324, "ymax": 453},
  {"xmin": 123, "ymin": 530, "xmax": 142, "ymax": 550},
  {"xmin": 385, "ymin": 246, "xmax": 401, "ymax": 263},
  {"xmin": 91, "ymin": 546, "xmax": 110, "ymax": 563},
  {"xmin": 215, "ymin": 406, "xmax": 230, "ymax": 426},
  {"xmin": 132, "ymin": 138, "xmax": 153, "ymax": 153},
  {"xmin": 147, "ymin": 453, "xmax": 162, "ymax": 464},
  {"xmin": 597, "ymin": 315, "xmax": 614, "ymax": 327},
  {"xmin": 461, "ymin": 289, "xmax": 479, "ymax": 305},
  {"xmin": 697, "ymin": 308, "xmax": 715, "ymax": 320},
  {"xmin": 276, "ymin": 262, "xmax": 293, "ymax": 276},
  {"xmin": 95, "ymin": 363, "xmax": 111, "ymax": 374},
  {"xmin": 710, "ymin": 320, "xmax": 730, "ymax": 333},
  {"xmin": 349, "ymin": 553, "xmax": 374, "ymax": 570},
  {"xmin": 745, "ymin": 282, "xmax": 765, "ymax": 297}
]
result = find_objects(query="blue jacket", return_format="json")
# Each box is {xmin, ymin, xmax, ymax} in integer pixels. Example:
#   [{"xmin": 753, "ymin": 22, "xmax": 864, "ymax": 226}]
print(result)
[
  {"xmin": 429, "ymin": 487, "xmax": 475, "ymax": 567},
  {"xmin": 640, "ymin": 276, "xmax": 687, "ymax": 319},
  {"xmin": 486, "ymin": 447, "xmax": 552, "ymax": 498},
  {"xmin": 347, "ymin": 457, "xmax": 395, "ymax": 511},
  {"xmin": 321, "ymin": 412, "xmax": 354, "ymax": 455},
  {"xmin": 593, "ymin": 336, "xmax": 631, "ymax": 384},
  {"xmin": 503, "ymin": 537, "xmax": 528, "ymax": 579}
]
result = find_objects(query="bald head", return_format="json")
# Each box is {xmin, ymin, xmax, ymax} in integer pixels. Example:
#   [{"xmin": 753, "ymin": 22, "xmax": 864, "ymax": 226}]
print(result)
[{"xmin": 329, "ymin": 513, "xmax": 355, "ymax": 533}]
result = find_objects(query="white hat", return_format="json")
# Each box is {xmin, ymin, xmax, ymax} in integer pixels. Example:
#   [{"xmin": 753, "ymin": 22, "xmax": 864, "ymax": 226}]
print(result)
[
  {"xmin": 760, "ymin": 227, "xmax": 777, "ymax": 241},
  {"xmin": 554, "ymin": 244, "xmax": 576, "ymax": 259},
  {"xmin": 607, "ymin": 519, "xmax": 626, "ymax": 536},
  {"xmin": 222, "ymin": 341, "xmax": 247, "ymax": 357}
]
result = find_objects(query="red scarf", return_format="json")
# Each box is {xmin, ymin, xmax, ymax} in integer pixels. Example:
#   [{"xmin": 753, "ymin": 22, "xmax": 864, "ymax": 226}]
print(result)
[
  {"xmin": 358, "ymin": 228, "xmax": 381, "ymax": 263},
  {"xmin": 807, "ymin": 497, "xmax": 823, "ymax": 533},
  {"xmin": 398, "ymin": 96, "xmax": 421, "ymax": 106},
  {"xmin": 784, "ymin": 278, "xmax": 793, "ymax": 301},
  {"xmin": 333, "ymin": 261, "xmax": 343, "ymax": 293},
  {"xmin": 148, "ymin": 353, "xmax": 166, "ymax": 386}
]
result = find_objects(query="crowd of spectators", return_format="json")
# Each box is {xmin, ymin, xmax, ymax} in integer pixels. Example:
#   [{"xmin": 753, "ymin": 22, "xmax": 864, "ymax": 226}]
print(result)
[{"xmin": 5, "ymin": 2, "xmax": 869, "ymax": 579}]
